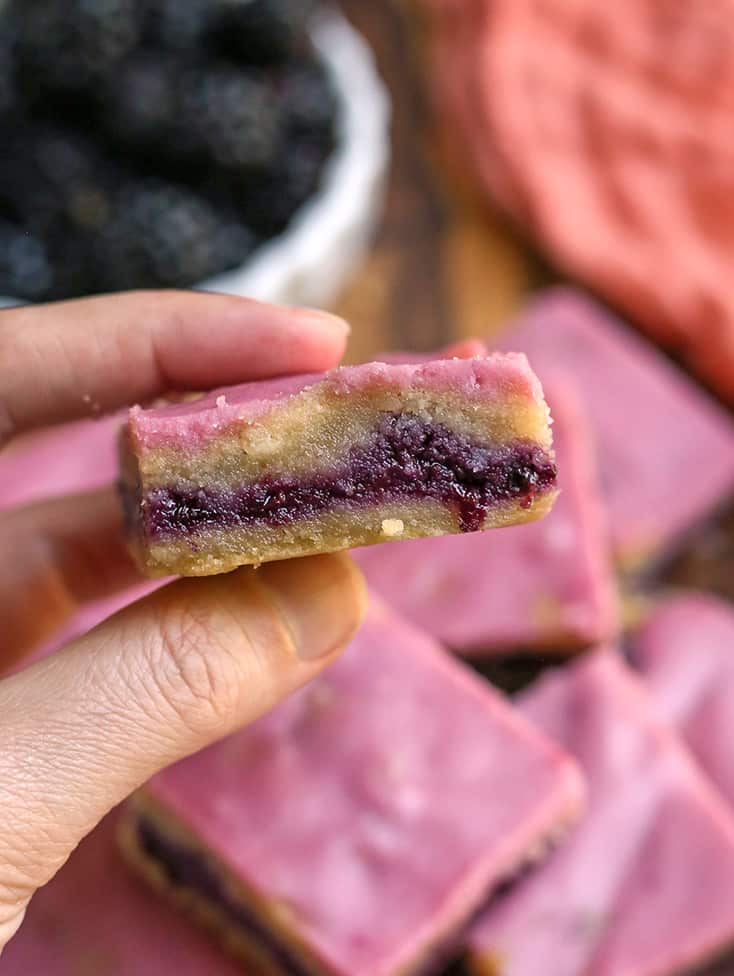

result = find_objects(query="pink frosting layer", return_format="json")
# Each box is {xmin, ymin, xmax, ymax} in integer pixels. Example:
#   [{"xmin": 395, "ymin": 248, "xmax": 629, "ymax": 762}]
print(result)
[
  {"xmin": 127, "ymin": 354, "xmax": 546, "ymax": 450},
  {"xmin": 0, "ymin": 414, "xmax": 122, "ymax": 513},
  {"xmin": 1, "ymin": 808, "xmax": 243, "ymax": 976},
  {"xmin": 496, "ymin": 288, "xmax": 734, "ymax": 564},
  {"xmin": 470, "ymin": 651, "xmax": 734, "ymax": 976},
  {"xmin": 354, "ymin": 379, "xmax": 617, "ymax": 654},
  {"xmin": 146, "ymin": 599, "xmax": 582, "ymax": 976},
  {"xmin": 0, "ymin": 417, "xmax": 163, "ymax": 667},
  {"xmin": 633, "ymin": 592, "xmax": 734, "ymax": 811}
]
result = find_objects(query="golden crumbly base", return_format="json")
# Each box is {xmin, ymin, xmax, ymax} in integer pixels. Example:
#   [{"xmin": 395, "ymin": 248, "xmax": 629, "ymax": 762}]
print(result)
[
  {"xmin": 122, "ymin": 785, "xmax": 579, "ymax": 976},
  {"xmin": 121, "ymin": 795, "xmax": 455, "ymax": 976},
  {"xmin": 469, "ymin": 950, "xmax": 506, "ymax": 975},
  {"xmin": 119, "ymin": 796, "xmax": 325, "ymax": 976},
  {"xmin": 133, "ymin": 493, "xmax": 558, "ymax": 577}
]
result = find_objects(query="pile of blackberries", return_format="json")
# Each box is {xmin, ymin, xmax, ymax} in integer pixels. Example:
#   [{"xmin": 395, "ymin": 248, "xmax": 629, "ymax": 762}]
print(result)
[{"xmin": 0, "ymin": 0, "xmax": 337, "ymax": 301}]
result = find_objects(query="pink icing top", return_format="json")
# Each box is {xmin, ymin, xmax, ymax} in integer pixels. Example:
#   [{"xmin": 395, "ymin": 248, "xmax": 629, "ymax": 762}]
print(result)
[
  {"xmin": 127, "ymin": 354, "xmax": 545, "ymax": 450},
  {"xmin": 1, "ymin": 809, "xmax": 244, "ymax": 976},
  {"xmin": 146, "ymin": 600, "xmax": 582, "ymax": 976},
  {"xmin": 633, "ymin": 592, "xmax": 734, "ymax": 811},
  {"xmin": 354, "ymin": 378, "xmax": 618, "ymax": 653},
  {"xmin": 496, "ymin": 288, "xmax": 734, "ymax": 562},
  {"xmin": 470, "ymin": 651, "xmax": 734, "ymax": 976},
  {"xmin": 0, "ymin": 414, "xmax": 122, "ymax": 513}
]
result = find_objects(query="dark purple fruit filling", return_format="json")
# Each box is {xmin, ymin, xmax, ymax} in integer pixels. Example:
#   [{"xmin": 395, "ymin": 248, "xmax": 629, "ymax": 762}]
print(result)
[
  {"xmin": 140, "ymin": 413, "xmax": 556, "ymax": 540},
  {"xmin": 134, "ymin": 815, "xmax": 315, "ymax": 976},
  {"xmin": 133, "ymin": 814, "xmax": 474, "ymax": 976}
]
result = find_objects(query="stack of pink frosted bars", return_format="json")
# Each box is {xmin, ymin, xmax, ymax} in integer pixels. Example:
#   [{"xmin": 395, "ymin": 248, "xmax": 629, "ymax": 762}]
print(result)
[{"xmin": 6, "ymin": 289, "xmax": 734, "ymax": 976}]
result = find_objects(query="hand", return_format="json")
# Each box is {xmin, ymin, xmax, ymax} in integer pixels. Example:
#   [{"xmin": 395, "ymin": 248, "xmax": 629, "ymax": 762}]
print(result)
[{"xmin": 0, "ymin": 291, "xmax": 367, "ymax": 951}]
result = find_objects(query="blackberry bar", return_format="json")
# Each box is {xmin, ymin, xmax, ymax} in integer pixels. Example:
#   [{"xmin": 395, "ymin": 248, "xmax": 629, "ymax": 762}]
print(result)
[
  {"xmin": 497, "ymin": 289, "xmax": 734, "ymax": 567},
  {"xmin": 120, "ymin": 355, "xmax": 557, "ymax": 577},
  {"xmin": 1, "ymin": 810, "xmax": 244, "ymax": 976},
  {"xmin": 633, "ymin": 592, "xmax": 734, "ymax": 809},
  {"xmin": 120, "ymin": 599, "xmax": 583, "ymax": 976},
  {"xmin": 469, "ymin": 651, "xmax": 734, "ymax": 976},
  {"xmin": 355, "ymin": 380, "xmax": 617, "ymax": 655}
]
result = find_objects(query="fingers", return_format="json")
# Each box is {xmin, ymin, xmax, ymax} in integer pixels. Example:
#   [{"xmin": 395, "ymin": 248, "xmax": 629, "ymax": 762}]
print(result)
[
  {"xmin": 0, "ymin": 488, "xmax": 143, "ymax": 667},
  {"xmin": 0, "ymin": 553, "xmax": 366, "ymax": 929},
  {"xmin": 0, "ymin": 291, "xmax": 349, "ymax": 446}
]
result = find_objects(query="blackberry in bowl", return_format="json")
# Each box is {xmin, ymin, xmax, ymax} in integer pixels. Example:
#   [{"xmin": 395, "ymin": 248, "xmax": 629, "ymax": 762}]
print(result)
[{"xmin": 0, "ymin": 0, "xmax": 389, "ymax": 307}]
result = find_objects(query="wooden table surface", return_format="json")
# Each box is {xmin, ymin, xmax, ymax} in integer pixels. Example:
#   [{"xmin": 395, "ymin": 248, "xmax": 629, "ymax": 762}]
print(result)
[
  {"xmin": 332, "ymin": 0, "xmax": 554, "ymax": 364},
  {"xmin": 326, "ymin": 4, "xmax": 734, "ymax": 975}
]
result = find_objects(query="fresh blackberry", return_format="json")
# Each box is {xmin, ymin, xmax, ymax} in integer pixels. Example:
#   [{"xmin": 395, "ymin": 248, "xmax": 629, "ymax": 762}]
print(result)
[
  {"xmin": 0, "ymin": 219, "xmax": 54, "ymax": 301},
  {"xmin": 102, "ymin": 53, "xmax": 181, "ymax": 156},
  {"xmin": 95, "ymin": 180, "xmax": 255, "ymax": 291},
  {"xmin": 238, "ymin": 140, "xmax": 327, "ymax": 237},
  {"xmin": 10, "ymin": 0, "xmax": 145, "ymax": 110},
  {"xmin": 143, "ymin": 0, "xmax": 214, "ymax": 50},
  {"xmin": 44, "ymin": 231, "xmax": 100, "ymax": 300},
  {"xmin": 0, "ymin": 21, "xmax": 20, "ymax": 119},
  {"xmin": 177, "ymin": 65, "xmax": 282, "ymax": 175},
  {"xmin": 279, "ymin": 59, "xmax": 337, "ymax": 145},
  {"xmin": 210, "ymin": 0, "xmax": 317, "ymax": 64},
  {"xmin": 0, "ymin": 124, "xmax": 116, "ymax": 237}
]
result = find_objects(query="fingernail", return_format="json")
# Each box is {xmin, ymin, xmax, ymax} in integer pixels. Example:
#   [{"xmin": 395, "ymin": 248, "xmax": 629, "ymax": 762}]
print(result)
[
  {"xmin": 258, "ymin": 554, "xmax": 366, "ymax": 661},
  {"xmin": 293, "ymin": 307, "xmax": 351, "ymax": 336}
]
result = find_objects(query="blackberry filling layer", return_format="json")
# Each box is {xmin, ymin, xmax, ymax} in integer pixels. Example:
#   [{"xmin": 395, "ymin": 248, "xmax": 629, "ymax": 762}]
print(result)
[
  {"xmin": 121, "ymin": 355, "xmax": 557, "ymax": 575},
  {"xmin": 133, "ymin": 815, "xmax": 309, "ymax": 976},
  {"xmin": 142, "ymin": 413, "xmax": 557, "ymax": 540},
  {"xmin": 120, "ymin": 601, "xmax": 583, "ymax": 976},
  {"xmin": 131, "ymin": 814, "xmax": 484, "ymax": 976}
]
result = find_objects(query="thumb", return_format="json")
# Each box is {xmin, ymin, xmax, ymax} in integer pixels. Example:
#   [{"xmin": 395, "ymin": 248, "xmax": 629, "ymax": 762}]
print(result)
[{"xmin": 0, "ymin": 553, "xmax": 366, "ymax": 948}]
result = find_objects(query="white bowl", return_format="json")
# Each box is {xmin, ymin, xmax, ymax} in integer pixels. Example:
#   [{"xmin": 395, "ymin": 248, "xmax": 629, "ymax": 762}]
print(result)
[{"xmin": 0, "ymin": 9, "xmax": 391, "ymax": 309}]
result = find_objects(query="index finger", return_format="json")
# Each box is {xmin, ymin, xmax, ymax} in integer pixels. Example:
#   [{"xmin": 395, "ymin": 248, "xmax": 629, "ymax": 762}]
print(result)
[{"xmin": 0, "ymin": 290, "xmax": 349, "ymax": 447}]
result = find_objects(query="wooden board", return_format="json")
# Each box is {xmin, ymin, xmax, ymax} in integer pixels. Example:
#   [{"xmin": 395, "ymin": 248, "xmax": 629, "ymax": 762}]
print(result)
[{"xmin": 332, "ymin": 0, "xmax": 553, "ymax": 364}]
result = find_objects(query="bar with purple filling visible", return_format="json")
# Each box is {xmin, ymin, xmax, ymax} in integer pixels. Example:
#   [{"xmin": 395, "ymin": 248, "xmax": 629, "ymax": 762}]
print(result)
[
  {"xmin": 496, "ymin": 288, "xmax": 734, "ymax": 568},
  {"xmin": 354, "ymin": 379, "xmax": 618, "ymax": 655},
  {"xmin": 632, "ymin": 592, "xmax": 734, "ymax": 811},
  {"xmin": 0, "ymin": 809, "xmax": 246, "ymax": 976},
  {"xmin": 119, "ymin": 598, "xmax": 583, "ymax": 976},
  {"xmin": 468, "ymin": 651, "xmax": 734, "ymax": 976},
  {"xmin": 120, "ymin": 355, "xmax": 557, "ymax": 576}
]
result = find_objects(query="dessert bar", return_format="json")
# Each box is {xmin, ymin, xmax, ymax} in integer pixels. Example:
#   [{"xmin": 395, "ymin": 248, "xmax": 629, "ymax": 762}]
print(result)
[
  {"xmin": 0, "ymin": 414, "xmax": 121, "ymax": 512},
  {"xmin": 497, "ymin": 289, "xmax": 734, "ymax": 567},
  {"xmin": 121, "ymin": 355, "xmax": 557, "ymax": 576},
  {"xmin": 355, "ymin": 381, "xmax": 617, "ymax": 655},
  {"xmin": 0, "ymin": 809, "xmax": 244, "ymax": 976},
  {"xmin": 468, "ymin": 651, "xmax": 734, "ymax": 976},
  {"xmin": 121, "ymin": 599, "xmax": 583, "ymax": 976},
  {"xmin": 632, "ymin": 592, "xmax": 734, "ymax": 810}
]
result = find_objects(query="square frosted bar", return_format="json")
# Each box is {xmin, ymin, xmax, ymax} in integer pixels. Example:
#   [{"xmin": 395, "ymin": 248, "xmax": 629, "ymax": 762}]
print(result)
[
  {"xmin": 355, "ymin": 382, "xmax": 617, "ymax": 655},
  {"xmin": 632, "ymin": 592, "xmax": 734, "ymax": 810},
  {"xmin": 120, "ymin": 355, "xmax": 557, "ymax": 576},
  {"xmin": 496, "ymin": 289, "xmax": 734, "ymax": 568},
  {"xmin": 121, "ymin": 600, "xmax": 583, "ymax": 976},
  {"xmin": 0, "ymin": 414, "xmax": 122, "ymax": 512},
  {"xmin": 1, "ymin": 810, "xmax": 244, "ymax": 976},
  {"xmin": 469, "ymin": 651, "xmax": 734, "ymax": 976}
]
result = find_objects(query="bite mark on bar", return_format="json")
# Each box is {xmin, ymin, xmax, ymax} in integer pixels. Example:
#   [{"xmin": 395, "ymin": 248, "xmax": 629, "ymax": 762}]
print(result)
[{"xmin": 140, "ymin": 414, "xmax": 556, "ymax": 540}]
